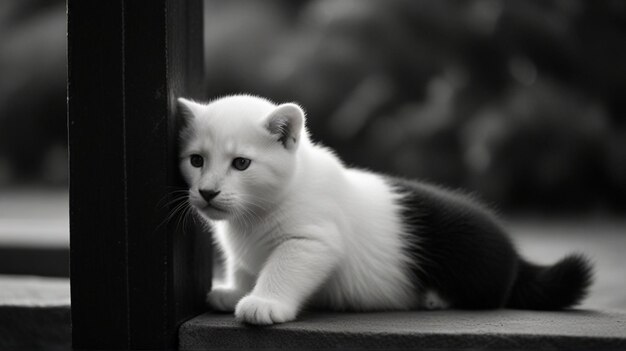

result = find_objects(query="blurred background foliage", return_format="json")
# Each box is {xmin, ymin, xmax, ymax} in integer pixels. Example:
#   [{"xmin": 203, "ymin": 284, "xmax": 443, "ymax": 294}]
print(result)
[{"xmin": 1, "ymin": 0, "xmax": 625, "ymax": 214}]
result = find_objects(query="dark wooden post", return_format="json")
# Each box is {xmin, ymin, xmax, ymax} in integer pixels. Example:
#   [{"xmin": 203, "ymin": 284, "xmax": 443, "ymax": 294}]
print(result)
[{"xmin": 68, "ymin": 0, "xmax": 210, "ymax": 349}]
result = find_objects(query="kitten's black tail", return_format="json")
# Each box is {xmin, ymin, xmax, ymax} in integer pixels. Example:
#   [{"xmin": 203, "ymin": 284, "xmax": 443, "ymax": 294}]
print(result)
[{"xmin": 506, "ymin": 254, "xmax": 593, "ymax": 310}]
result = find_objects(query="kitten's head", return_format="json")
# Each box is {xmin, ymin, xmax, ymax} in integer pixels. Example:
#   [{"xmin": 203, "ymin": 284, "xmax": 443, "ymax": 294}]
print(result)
[{"xmin": 178, "ymin": 95, "xmax": 305, "ymax": 221}]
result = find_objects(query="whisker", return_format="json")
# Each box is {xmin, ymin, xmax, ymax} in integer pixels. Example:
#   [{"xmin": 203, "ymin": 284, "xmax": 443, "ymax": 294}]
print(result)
[
  {"xmin": 156, "ymin": 189, "xmax": 189, "ymax": 208},
  {"xmin": 157, "ymin": 197, "xmax": 191, "ymax": 231}
]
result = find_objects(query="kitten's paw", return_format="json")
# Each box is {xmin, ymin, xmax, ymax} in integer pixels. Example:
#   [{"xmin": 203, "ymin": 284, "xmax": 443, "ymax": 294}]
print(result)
[
  {"xmin": 235, "ymin": 295, "xmax": 297, "ymax": 325},
  {"xmin": 207, "ymin": 287, "xmax": 246, "ymax": 312}
]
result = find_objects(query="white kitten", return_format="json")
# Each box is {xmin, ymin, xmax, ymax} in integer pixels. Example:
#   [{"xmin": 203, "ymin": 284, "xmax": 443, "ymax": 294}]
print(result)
[{"xmin": 178, "ymin": 95, "xmax": 592, "ymax": 325}]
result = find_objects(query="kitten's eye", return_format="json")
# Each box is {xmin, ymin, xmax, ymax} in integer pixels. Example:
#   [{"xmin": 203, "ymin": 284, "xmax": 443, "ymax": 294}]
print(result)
[
  {"xmin": 232, "ymin": 157, "xmax": 251, "ymax": 171},
  {"xmin": 190, "ymin": 154, "xmax": 204, "ymax": 168}
]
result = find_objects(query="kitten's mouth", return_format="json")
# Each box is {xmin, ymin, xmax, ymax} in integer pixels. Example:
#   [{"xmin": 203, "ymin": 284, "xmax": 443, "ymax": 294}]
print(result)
[
  {"xmin": 191, "ymin": 198, "xmax": 229, "ymax": 217},
  {"xmin": 204, "ymin": 203, "xmax": 228, "ymax": 213}
]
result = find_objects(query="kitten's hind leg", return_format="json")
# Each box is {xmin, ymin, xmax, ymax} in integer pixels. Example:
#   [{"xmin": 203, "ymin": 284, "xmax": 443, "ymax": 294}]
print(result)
[{"xmin": 421, "ymin": 290, "xmax": 450, "ymax": 310}]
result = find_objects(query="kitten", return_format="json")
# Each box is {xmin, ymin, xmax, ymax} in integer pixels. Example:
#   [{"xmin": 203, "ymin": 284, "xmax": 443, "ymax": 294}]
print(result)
[{"xmin": 177, "ymin": 95, "xmax": 593, "ymax": 325}]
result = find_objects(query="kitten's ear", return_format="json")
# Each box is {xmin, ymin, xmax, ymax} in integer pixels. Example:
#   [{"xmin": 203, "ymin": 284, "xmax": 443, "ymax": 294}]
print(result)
[
  {"xmin": 177, "ymin": 97, "xmax": 204, "ymax": 119},
  {"xmin": 265, "ymin": 103, "xmax": 305, "ymax": 150}
]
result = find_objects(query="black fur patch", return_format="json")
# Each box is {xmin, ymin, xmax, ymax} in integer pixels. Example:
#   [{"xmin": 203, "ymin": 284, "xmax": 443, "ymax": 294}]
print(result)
[{"xmin": 387, "ymin": 177, "xmax": 593, "ymax": 310}]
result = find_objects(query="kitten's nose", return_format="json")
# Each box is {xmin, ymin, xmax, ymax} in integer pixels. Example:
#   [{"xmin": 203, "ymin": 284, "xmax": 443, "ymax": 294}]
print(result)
[{"xmin": 199, "ymin": 189, "xmax": 220, "ymax": 203}]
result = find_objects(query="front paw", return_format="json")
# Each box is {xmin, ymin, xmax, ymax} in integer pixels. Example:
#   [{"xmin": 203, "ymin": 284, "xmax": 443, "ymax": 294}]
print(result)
[
  {"xmin": 235, "ymin": 295, "xmax": 297, "ymax": 325},
  {"xmin": 207, "ymin": 287, "xmax": 246, "ymax": 312}
]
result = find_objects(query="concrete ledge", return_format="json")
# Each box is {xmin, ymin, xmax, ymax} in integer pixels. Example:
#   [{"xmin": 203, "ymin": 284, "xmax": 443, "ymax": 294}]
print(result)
[
  {"xmin": 0, "ymin": 275, "xmax": 71, "ymax": 350},
  {"xmin": 180, "ymin": 310, "xmax": 626, "ymax": 350},
  {"xmin": 0, "ymin": 305, "xmax": 70, "ymax": 351}
]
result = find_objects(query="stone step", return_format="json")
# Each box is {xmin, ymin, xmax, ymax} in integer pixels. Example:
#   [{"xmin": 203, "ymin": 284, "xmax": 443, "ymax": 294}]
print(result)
[
  {"xmin": 180, "ymin": 309, "xmax": 626, "ymax": 350},
  {"xmin": 0, "ymin": 275, "xmax": 71, "ymax": 350}
]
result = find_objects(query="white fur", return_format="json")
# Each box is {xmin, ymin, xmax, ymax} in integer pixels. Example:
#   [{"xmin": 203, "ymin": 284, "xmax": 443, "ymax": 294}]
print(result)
[{"xmin": 179, "ymin": 95, "xmax": 419, "ymax": 325}]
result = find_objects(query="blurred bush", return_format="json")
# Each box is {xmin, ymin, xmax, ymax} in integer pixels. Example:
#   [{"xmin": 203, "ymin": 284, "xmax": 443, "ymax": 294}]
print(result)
[
  {"xmin": 203, "ymin": 0, "xmax": 626, "ymax": 213},
  {"xmin": 1, "ymin": 0, "xmax": 625, "ymax": 213},
  {"xmin": 0, "ymin": 0, "xmax": 66, "ymax": 185}
]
